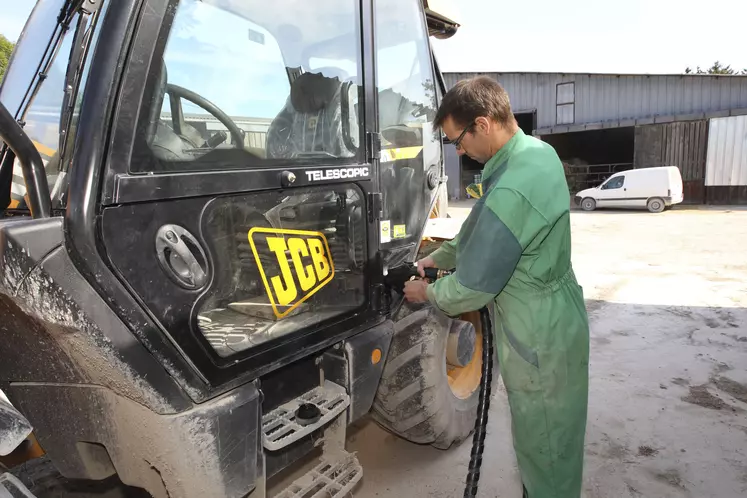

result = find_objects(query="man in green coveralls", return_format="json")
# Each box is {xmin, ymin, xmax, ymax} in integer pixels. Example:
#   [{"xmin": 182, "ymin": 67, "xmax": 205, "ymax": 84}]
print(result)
[{"xmin": 404, "ymin": 76, "xmax": 590, "ymax": 498}]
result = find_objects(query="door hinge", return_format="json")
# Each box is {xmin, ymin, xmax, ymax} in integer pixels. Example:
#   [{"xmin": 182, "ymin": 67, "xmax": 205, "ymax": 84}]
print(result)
[
  {"xmin": 367, "ymin": 192, "xmax": 382, "ymax": 223},
  {"xmin": 371, "ymin": 283, "xmax": 389, "ymax": 313},
  {"xmin": 366, "ymin": 132, "xmax": 381, "ymax": 162}
]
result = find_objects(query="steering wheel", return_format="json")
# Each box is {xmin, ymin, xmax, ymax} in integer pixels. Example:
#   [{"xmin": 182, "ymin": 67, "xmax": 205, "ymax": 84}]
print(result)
[{"xmin": 165, "ymin": 83, "xmax": 245, "ymax": 149}]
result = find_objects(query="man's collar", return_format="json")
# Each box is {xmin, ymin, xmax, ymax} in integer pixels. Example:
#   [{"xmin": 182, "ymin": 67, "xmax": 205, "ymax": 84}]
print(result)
[{"xmin": 480, "ymin": 128, "xmax": 524, "ymax": 184}]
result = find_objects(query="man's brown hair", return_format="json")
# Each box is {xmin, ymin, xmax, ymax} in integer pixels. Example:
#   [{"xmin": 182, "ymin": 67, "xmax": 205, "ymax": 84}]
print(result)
[{"xmin": 433, "ymin": 76, "xmax": 515, "ymax": 131}]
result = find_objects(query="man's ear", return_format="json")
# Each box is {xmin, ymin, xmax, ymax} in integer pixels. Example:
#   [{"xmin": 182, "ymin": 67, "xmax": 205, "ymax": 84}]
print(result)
[{"xmin": 475, "ymin": 116, "xmax": 491, "ymax": 134}]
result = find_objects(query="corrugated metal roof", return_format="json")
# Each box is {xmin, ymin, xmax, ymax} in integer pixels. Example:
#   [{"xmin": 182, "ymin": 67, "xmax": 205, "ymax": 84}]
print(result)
[
  {"xmin": 706, "ymin": 115, "xmax": 747, "ymax": 186},
  {"xmin": 443, "ymin": 72, "xmax": 747, "ymax": 133}
]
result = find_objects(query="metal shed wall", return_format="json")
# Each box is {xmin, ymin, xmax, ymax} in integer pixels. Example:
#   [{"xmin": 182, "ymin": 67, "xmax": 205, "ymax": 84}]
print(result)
[
  {"xmin": 705, "ymin": 115, "xmax": 747, "ymax": 204},
  {"xmin": 634, "ymin": 121, "xmax": 709, "ymax": 203},
  {"xmin": 443, "ymin": 72, "xmax": 747, "ymax": 134},
  {"xmin": 706, "ymin": 115, "xmax": 747, "ymax": 186}
]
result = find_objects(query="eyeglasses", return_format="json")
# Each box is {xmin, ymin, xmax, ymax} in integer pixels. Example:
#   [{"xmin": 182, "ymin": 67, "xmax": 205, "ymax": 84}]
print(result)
[{"xmin": 446, "ymin": 121, "xmax": 475, "ymax": 150}]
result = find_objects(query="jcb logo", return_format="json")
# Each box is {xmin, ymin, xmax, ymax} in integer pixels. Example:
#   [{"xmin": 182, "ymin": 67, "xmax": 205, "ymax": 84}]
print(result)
[{"xmin": 248, "ymin": 228, "xmax": 335, "ymax": 319}]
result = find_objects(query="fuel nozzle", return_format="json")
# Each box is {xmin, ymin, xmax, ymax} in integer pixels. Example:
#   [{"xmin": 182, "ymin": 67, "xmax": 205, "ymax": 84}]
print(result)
[{"xmin": 384, "ymin": 262, "xmax": 452, "ymax": 295}]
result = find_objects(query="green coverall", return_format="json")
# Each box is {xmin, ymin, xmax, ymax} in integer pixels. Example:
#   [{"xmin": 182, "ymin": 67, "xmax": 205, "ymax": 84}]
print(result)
[{"xmin": 426, "ymin": 129, "xmax": 590, "ymax": 498}]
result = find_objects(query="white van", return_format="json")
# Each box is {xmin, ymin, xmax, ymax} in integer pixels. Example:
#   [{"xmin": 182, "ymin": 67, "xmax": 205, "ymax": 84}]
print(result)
[{"xmin": 575, "ymin": 166, "xmax": 684, "ymax": 213}]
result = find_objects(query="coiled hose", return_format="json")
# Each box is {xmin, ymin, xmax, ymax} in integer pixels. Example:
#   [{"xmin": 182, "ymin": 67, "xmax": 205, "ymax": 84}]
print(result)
[{"xmin": 463, "ymin": 307, "xmax": 494, "ymax": 498}]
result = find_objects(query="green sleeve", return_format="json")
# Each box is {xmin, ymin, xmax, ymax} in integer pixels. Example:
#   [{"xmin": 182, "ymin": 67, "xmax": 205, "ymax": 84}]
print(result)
[
  {"xmin": 426, "ymin": 276, "xmax": 494, "ymax": 317},
  {"xmin": 425, "ymin": 193, "xmax": 526, "ymax": 316},
  {"xmin": 429, "ymin": 237, "xmax": 458, "ymax": 269}
]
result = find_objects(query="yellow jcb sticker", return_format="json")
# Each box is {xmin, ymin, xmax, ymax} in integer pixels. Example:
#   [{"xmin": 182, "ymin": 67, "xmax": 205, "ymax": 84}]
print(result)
[{"xmin": 248, "ymin": 228, "xmax": 335, "ymax": 319}]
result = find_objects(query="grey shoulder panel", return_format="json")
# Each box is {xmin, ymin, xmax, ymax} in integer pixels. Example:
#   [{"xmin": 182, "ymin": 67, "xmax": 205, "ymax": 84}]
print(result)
[{"xmin": 456, "ymin": 200, "xmax": 522, "ymax": 294}]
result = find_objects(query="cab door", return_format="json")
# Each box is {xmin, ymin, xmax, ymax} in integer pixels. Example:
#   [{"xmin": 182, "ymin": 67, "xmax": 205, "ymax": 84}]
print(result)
[
  {"xmin": 373, "ymin": 0, "xmax": 444, "ymax": 269},
  {"xmin": 97, "ymin": 0, "xmax": 382, "ymax": 386},
  {"xmin": 597, "ymin": 174, "xmax": 627, "ymax": 208}
]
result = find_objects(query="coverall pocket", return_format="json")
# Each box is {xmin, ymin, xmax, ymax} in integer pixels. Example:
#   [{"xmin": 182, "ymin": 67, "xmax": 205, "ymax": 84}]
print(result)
[{"xmin": 498, "ymin": 324, "xmax": 541, "ymax": 394}]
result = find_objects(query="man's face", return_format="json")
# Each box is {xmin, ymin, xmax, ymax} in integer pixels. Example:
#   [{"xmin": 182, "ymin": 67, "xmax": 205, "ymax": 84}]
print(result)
[{"xmin": 442, "ymin": 115, "xmax": 492, "ymax": 164}]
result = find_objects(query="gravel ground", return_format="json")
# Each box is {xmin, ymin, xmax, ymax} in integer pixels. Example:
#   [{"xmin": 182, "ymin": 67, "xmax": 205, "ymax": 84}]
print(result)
[{"xmin": 272, "ymin": 205, "xmax": 747, "ymax": 498}]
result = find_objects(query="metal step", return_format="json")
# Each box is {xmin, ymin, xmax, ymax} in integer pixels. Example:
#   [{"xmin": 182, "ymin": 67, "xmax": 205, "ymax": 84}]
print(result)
[
  {"xmin": 0, "ymin": 472, "xmax": 37, "ymax": 498},
  {"xmin": 262, "ymin": 381, "xmax": 350, "ymax": 451},
  {"xmin": 273, "ymin": 452, "xmax": 362, "ymax": 498}
]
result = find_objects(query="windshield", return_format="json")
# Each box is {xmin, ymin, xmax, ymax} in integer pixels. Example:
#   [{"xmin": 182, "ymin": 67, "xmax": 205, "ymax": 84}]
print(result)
[
  {"xmin": 0, "ymin": 0, "xmax": 66, "ymax": 117},
  {"xmin": 0, "ymin": 0, "xmax": 103, "ymax": 211}
]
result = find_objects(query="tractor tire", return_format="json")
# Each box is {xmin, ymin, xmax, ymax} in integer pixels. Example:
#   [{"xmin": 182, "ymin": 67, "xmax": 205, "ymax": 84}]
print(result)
[
  {"xmin": 372, "ymin": 301, "xmax": 495, "ymax": 450},
  {"xmin": 12, "ymin": 457, "xmax": 149, "ymax": 498}
]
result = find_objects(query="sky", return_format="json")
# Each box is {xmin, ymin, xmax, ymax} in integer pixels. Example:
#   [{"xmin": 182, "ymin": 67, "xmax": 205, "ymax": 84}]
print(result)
[{"xmin": 2, "ymin": 0, "xmax": 746, "ymax": 75}]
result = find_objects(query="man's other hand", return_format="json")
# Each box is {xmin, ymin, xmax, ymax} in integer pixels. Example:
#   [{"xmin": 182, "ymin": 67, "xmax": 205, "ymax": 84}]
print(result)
[
  {"xmin": 404, "ymin": 279, "xmax": 429, "ymax": 303},
  {"xmin": 416, "ymin": 256, "xmax": 436, "ymax": 277}
]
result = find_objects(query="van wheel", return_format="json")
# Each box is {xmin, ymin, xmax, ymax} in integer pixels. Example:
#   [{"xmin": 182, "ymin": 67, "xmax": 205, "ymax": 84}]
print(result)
[
  {"xmin": 581, "ymin": 198, "xmax": 596, "ymax": 211},
  {"xmin": 647, "ymin": 198, "xmax": 665, "ymax": 213}
]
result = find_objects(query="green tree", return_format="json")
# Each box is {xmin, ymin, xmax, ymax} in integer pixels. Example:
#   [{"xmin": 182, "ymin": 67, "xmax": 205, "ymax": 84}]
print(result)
[
  {"xmin": 685, "ymin": 61, "xmax": 747, "ymax": 75},
  {"xmin": 0, "ymin": 34, "xmax": 15, "ymax": 82}
]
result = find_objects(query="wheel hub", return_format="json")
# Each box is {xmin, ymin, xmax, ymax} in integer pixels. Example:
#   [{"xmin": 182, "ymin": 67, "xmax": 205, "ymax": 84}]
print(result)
[{"xmin": 447, "ymin": 311, "xmax": 483, "ymax": 399}]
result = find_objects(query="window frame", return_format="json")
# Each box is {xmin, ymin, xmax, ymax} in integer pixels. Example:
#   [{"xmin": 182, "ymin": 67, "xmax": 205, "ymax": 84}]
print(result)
[
  {"xmin": 103, "ymin": 0, "xmax": 372, "ymax": 206},
  {"xmin": 555, "ymin": 81, "xmax": 575, "ymax": 125}
]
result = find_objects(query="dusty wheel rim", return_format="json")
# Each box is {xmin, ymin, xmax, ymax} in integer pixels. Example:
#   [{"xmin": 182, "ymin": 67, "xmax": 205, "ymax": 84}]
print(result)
[
  {"xmin": 649, "ymin": 199, "xmax": 663, "ymax": 212},
  {"xmin": 582, "ymin": 198, "xmax": 595, "ymax": 211},
  {"xmin": 447, "ymin": 310, "xmax": 483, "ymax": 399}
]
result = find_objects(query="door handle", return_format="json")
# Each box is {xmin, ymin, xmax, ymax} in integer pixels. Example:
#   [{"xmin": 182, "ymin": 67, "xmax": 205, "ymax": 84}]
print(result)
[{"xmin": 155, "ymin": 224, "xmax": 209, "ymax": 289}]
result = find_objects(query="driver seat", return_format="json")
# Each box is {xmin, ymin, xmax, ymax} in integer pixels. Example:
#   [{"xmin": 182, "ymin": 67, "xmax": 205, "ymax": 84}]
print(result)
[
  {"xmin": 266, "ymin": 71, "xmax": 356, "ymax": 159},
  {"xmin": 147, "ymin": 61, "xmax": 203, "ymax": 162}
]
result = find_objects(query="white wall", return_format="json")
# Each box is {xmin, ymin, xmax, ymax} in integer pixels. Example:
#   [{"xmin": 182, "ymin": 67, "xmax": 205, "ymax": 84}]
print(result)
[{"xmin": 706, "ymin": 115, "xmax": 747, "ymax": 186}]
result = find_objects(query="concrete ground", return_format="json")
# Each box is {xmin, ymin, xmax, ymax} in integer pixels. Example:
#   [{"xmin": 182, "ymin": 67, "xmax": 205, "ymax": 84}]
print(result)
[{"xmin": 273, "ymin": 204, "xmax": 747, "ymax": 497}]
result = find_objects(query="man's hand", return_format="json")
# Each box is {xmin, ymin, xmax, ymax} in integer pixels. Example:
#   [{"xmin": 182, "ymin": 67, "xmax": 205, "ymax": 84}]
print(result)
[
  {"xmin": 416, "ymin": 256, "xmax": 436, "ymax": 278},
  {"xmin": 403, "ymin": 279, "xmax": 429, "ymax": 303}
]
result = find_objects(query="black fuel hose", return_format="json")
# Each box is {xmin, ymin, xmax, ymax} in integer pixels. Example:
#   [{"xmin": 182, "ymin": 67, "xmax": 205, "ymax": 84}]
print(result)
[{"xmin": 463, "ymin": 307, "xmax": 494, "ymax": 497}]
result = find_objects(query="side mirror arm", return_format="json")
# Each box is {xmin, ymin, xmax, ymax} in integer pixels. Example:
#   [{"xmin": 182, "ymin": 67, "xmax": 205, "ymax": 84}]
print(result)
[{"xmin": 0, "ymin": 102, "xmax": 51, "ymax": 218}]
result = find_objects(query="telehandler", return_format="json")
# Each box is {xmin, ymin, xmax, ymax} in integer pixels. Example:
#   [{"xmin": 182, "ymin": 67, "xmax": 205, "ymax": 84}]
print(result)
[{"xmin": 0, "ymin": 1, "xmax": 494, "ymax": 496}]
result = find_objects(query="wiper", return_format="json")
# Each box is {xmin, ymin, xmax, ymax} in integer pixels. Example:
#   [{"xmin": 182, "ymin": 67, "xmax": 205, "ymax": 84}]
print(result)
[
  {"xmin": 58, "ymin": 0, "xmax": 102, "ymax": 171},
  {"xmin": 16, "ymin": 0, "xmax": 84, "ymax": 125}
]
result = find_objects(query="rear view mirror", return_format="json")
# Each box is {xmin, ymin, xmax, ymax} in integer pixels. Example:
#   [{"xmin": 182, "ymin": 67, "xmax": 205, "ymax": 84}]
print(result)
[{"xmin": 0, "ymin": 102, "xmax": 51, "ymax": 218}]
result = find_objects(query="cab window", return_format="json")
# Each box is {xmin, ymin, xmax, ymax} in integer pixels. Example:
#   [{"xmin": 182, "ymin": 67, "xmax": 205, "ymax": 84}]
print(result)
[
  {"xmin": 0, "ymin": 0, "xmax": 66, "ymax": 117},
  {"xmin": 602, "ymin": 176, "xmax": 625, "ymax": 190},
  {"xmin": 0, "ymin": 0, "xmax": 105, "ymax": 210},
  {"xmin": 133, "ymin": 0, "xmax": 363, "ymax": 173},
  {"xmin": 374, "ymin": 0, "xmax": 441, "ymax": 252}
]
